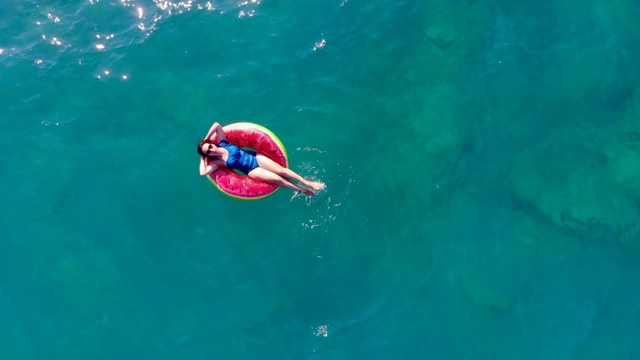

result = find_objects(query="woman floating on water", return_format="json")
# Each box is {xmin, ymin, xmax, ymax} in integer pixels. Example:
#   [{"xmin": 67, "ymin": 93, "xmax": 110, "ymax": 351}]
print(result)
[{"xmin": 198, "ymin": 122, "xmax": 324, "ymax": 197}]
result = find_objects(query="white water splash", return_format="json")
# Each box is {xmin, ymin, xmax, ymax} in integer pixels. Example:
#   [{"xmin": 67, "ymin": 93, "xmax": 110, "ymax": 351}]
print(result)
[{"xmin": 313, "ymin": 324, "xmax": 329, "ymax": 337}]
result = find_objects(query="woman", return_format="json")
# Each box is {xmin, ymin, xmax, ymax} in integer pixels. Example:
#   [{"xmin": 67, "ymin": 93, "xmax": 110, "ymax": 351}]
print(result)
[{"xmin": 198, "ymin": 122, "xmax": 324, "ymax": 197}]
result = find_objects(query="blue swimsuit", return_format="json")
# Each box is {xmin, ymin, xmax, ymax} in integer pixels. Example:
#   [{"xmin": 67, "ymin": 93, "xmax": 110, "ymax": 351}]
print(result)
[{"xmin": 219, "ymin": 140, "xmax": 259, "ymax": 175}]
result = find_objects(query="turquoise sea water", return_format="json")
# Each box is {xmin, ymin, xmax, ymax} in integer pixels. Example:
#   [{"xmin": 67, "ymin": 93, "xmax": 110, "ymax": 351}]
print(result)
[{"xmin": 2, "ymin": 0, "xmax": 640, "ymax": 358}]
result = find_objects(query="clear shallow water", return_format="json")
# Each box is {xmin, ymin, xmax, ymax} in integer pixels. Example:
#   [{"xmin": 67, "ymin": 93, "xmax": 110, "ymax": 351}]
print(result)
[{"xmin": 2, "ymin": 0, "xmax": 640, "ymax": 358}]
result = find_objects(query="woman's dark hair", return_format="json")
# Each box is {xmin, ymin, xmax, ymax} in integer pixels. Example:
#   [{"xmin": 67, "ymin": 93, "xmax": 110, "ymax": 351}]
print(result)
[{"xmin": 197, "ymin": 139, "xmax": 220, "ymax": 158}]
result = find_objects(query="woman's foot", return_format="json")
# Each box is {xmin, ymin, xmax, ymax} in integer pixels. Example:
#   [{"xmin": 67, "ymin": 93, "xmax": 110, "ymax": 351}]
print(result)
[
  {"xmin": 302, "ymin": 189, "xmax": 315, "ymax": 197},
  {"xmin": 308, "ymin": 181, "xmax": 325, "ymax": 191}
]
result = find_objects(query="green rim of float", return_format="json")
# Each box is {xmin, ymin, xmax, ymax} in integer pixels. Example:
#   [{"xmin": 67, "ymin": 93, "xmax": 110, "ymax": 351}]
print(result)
[{"xmin": 206, "ymin": 122, "xmax": 288, "ymax": 201}]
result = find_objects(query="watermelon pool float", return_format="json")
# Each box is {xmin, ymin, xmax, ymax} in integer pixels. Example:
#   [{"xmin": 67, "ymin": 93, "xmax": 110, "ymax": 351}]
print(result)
[{"xmin": 207, "ymin": 122, "xmax": 288, "ymax": 200}]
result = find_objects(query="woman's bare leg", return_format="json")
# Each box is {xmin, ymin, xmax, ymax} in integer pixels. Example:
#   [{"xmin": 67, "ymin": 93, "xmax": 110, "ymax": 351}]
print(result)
[
  {"xmin": 256, "ymin": 154, "xmax": 324, "ymax": 191},
  {"xmin": 248, "ymin": 168, "xmax": 314, "ymax": 196}
]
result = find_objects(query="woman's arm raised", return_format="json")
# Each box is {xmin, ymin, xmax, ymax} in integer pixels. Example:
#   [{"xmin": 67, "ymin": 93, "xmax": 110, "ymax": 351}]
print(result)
[
  {"xmin": 204, "ymin": 122, "xmax": 226, "ymax": 142},
  {"xmin": 199, "ymin": 156, "xmax": 220, "ymax": 176}
]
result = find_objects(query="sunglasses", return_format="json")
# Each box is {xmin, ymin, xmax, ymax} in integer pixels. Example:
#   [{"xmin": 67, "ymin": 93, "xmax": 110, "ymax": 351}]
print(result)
[{"xmin": 205, "ymin": 145, "xmax": 214, "ymax": 155}]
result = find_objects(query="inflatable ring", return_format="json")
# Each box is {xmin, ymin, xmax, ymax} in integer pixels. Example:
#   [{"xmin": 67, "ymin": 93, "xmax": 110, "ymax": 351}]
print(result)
[{"xmin": 207, "ymin": 122, "xmax": 289, "ymax": 200}]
